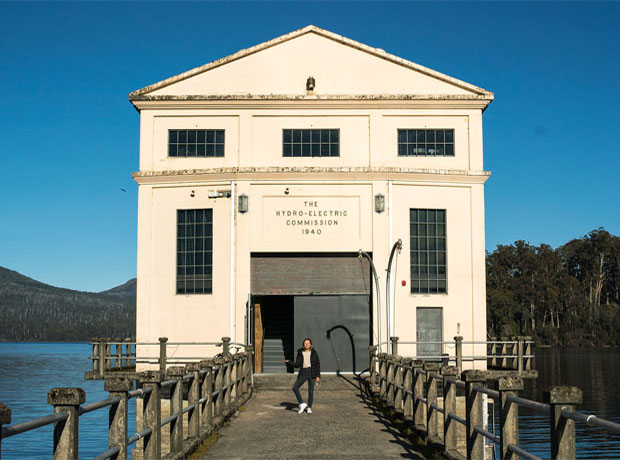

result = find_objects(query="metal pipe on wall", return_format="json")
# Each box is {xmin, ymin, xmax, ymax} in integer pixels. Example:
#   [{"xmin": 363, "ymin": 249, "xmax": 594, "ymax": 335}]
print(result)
[
  {"xmin": 229, "ymin": 180, "xmax": 236, "ymax": 342},
  {"xmin": 359, "ymin": 249, "xmax": 381, "ymax": 353}
]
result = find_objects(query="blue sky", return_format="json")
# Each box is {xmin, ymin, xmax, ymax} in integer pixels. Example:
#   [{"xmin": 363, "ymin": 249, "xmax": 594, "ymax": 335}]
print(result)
[{"xmin": 0, "ymin": 2, "xmax": 618, "ymax": 292}]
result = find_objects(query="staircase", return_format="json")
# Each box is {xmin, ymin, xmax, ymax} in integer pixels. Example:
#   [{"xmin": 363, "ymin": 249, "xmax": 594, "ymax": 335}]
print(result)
[{"xmin": 261, "ymin": 302, "xmax": 293, "ymax": 374}]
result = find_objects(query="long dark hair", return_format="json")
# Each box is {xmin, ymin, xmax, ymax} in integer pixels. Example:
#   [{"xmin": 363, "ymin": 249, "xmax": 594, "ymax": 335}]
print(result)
[{"xmin": 302, "ymin": 337, "xmax": 313, "ymax": 351}]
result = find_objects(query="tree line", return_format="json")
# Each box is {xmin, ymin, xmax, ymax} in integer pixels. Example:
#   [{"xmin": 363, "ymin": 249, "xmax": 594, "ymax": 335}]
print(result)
[
  {"xmin": 0, "ymin": 267, "xmax": 135, "ymax": 342},
  {"xmin": 487, "ymin": 228, "xmax": 620, "ymax": 346}
]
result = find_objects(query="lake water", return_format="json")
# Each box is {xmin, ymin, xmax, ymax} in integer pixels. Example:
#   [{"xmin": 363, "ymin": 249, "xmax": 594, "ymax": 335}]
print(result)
[
  {"xmin": 0, "ymin": 343, "xmax": 136, "ymax": 459},
  {"xmin": 1, "ymin": 344, "xmax": 619, "ymax": 459},
  {"xmin": 515, "ymin": 347, "xmax": 620, "ymax": 459}
]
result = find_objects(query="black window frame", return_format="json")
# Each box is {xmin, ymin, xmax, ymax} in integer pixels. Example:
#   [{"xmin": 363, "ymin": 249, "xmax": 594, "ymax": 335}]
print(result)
[
  {"xmin": 398, "ymin": 129, "xmax": 454, "ymax": 157},
  {"xmin": 168, "ymin": 129, "xmax": 225, "ymax": 158},
  {"xmin": 410, "ymin": 208, "xmax": 447, "ymax": 294},
  {"xmin": 176, "ymin": 209, "xmax": 213, "ymax": 295},
  {"xmin": 282, "ymin": 129, "xmax": 340, "ymax": 157}
]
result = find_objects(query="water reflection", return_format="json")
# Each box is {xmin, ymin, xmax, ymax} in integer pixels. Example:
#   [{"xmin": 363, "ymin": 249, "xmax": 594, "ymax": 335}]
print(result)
[
  {"xmin": 0, "ymin": 343, "xmax": 136, "ymax": 460},
  {"xmin": 491, "ymin": 347, "xmax": 620, "ymax": 459}
]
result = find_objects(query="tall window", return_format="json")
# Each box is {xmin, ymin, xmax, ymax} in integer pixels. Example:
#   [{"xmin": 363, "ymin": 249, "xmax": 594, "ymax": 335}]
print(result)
[
  {"xmin": 168, "ymin": 130, "xmax": 224, "ymax": 157},
  {"xmin": 398, "ymin": 129, "xmax": 454, "ymax": 157},
  {"xmin": 177, "ymin": 209, "xmax": 212, "ymax": 294},
  {"xmin": 283, "ymin": 129, "xmax": 339, "ymax": 157},
  {"xmin": 410, "ymin": 209, "xmax": 446, "ymax": 293}
]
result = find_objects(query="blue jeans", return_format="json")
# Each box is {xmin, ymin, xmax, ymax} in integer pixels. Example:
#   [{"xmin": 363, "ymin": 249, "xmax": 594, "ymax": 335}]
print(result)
[{"xmin": 292, "ymin": 367, "xmax": 315, "ymax": 407}]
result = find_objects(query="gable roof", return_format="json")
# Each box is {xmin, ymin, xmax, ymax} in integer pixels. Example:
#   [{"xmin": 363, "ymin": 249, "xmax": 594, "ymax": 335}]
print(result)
[{"xmin": 129, "ymin": 25, "xmax": 493, "ymax": 101}]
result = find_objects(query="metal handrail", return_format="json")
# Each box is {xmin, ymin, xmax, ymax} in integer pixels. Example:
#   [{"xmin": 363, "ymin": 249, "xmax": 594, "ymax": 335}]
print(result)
[
  {"xmin": 79, "ymin": 396, "xmax": 121, "ymax": 415},
  {"xmin": 161, "ymin": 414, "xmax": 178, "ymax": 427},
  {"xmin": 472, "ymin": 385, "xmax": 499, "ymax": 401},
  {"xmin": 474, "ymin": 426, "xmax": 499, "ymax": 444},
  {"xmin": 561, "ymin": 409, "xmax": 620, "ymax": 434},
  {"xmin": 506, "ymin": 394, "xmax": 550, "ymax": 413},
  {"xmin": 508, "ymin": 444, "xmax": 542, "ymax": 460},
  {"xmin": 448, "ymin": 412, "xmax": 466, "ymax": 426},
  {"xmin": 1, "ymin": 411, "xmax": 68, "ymax": 438},
  {"xmin": 92, "ymin": 445, "xmax": 120, "ymax": 460},
  {"xmin": 127, "ymin": 427, "xmax": 152, "ymax": 446}
]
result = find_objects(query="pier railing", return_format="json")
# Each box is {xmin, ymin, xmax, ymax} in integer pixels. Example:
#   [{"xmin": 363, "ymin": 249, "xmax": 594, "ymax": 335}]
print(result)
[
  {"xmin": 86, "ymin": 336, "xmax": 245, "ymax": 380},
  {"xmin": 387, "ymin": 335, "xmax": 535, "ymax": 374},
  {"xmin": 0, "ymin": 346, "xmax": 253, "ymax": 460},
  {"xmin": 370, "ymin": 349, "xmax": 620, "ymax": 460}
]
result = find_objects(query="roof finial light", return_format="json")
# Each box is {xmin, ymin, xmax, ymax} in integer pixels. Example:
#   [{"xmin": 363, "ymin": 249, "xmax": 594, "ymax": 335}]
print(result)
[{"xmin": 306, "ymin": 76, "xmax": 315, "ymax": 94}]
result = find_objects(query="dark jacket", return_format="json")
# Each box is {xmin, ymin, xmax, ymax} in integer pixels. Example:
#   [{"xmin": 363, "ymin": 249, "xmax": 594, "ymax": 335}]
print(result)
[{"xmin": 293, "ymin": 347, "xmax": 321, "ymax": 379}]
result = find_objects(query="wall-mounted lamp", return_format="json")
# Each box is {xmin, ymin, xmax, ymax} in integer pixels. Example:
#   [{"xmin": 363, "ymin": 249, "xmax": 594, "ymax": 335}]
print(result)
[
  {"xmin": 374, "ymin": 194, "xmax": 385, "ymax": 213},
  {"xmin": 238, "ymin": 194, "xmax": 249, "ymax": 213}
]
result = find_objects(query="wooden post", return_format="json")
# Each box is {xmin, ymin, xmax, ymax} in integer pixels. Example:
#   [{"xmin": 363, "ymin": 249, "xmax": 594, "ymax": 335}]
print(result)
[
  {"xmin": 186, "ymin": 363, "xmax": 200, "ymax": 439},
  {"xmin": 91, "ymin": 339, "xmax": 101, "ymax": 375},
  {"xmin": 224, "ymin": 355, "xmax": 232, "ymax": 410},
  {"xmin": 222, "ymin": 337, "xmax": 231, "ymax": 358},
  {"xmin": 244, "ymin": 346, "xmax": 254, "ymax": 395},
  {"xmin": 524, "ymin": 337, "xmax": 533, "ymax": 370},
  {"xmin": 463, "ymin": 370, "xmax": 487, "ymax": 460},
  {"xmin": 442, "ymin": 365, "xmax": 458, "ymax": 455},
  {"xmin": 158, "ymin": 337, "xmax": 168, "ymax": 375},
  {"xmin": 412, "ymin": 359, "xmax": 425, "ymax": 431},
  {"xmin": 98, "ymin": 339, "xmax": 107, "ymax": 376},
  {"xmin": 386, "ymin": 356, "xmax": 396, "ymax": 408},
  {"xmin": 48, "ymin": 387, "xmax": 85, "ymax": 460},
  {"xmin": 104, "ymin": 338, "xmax": 112, "ymax": 371},
  {"xmin": 394, "ymin": 358, "xmax": 404, "ymax": 414},
  {"xmin": 517, "ymin": 337, "xmax": 524, "ymax": 373},
  {"xmin": 254, "ymin": 304, "xmax": 263, "ymax": 373},
  {"xmin": 495, "ymin": 376, "xmax": 523, "ymax": 460},
  {"xmin": 139, "ymin": 371, "xmax": 162, "ymax": 460},
  {"xmin": 214, "ymin": 357, "xmax": 224, "ymax": 417},
  {"xmin": 378, "ymin": 353, "xmax": 387, "ymax": 400},
  {"xmin": 168, "ymin": 366, "xmax": 185, "ymax": 454},
  {"xmin": 115, "ymin": 338, "xmax": 122, "ymax": 369},
  {"xmin": 402, "ymin": 358, "xmax": 414, "ymax": 421},
  {"xmin": 501, "ymin": 337, "xmax": 508, "ymax": 369},
  {"xmin": 199, "ymin": 359, "xmax": 214, "ymax": 428},
  {"xmin": 0, "ymin": 402, "xmax": 12, "ymax": 459},
  {"xmin": 368, "ymin": 346, "xmax": 378, "ymax": 387},
  {"xmin": 105, "ymin": 378, "xmax": 132, "ymax": 460},
  {"xmin": 454, "ymin": 336, "xmax": 463, "ymax": 374},
  {"xmin": 545, "ymin": 386, "xmax": 582, "ymax": 460},
  {"xmin": 390, "ymin": 336, "xmax": 399, "ymax": 356},
  {"xmin": 424, "ymin": 362, "xmax": 440, "ymax": 441}
]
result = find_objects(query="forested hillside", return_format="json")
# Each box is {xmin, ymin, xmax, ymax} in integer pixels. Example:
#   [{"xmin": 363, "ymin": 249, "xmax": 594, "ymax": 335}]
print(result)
[
  {"xmin": 487, "ymin": 228, "xmax": 620, "ymax": 346},
  {"xmin": 0, "ymin": 267, "xmax": 135, "ymax": 341}
]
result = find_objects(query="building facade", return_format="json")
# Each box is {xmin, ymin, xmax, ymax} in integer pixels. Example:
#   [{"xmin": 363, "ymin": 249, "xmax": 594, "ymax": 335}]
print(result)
[{"xmin": 130, "ymin": 26, "xmax": 493, "ymax": 372}]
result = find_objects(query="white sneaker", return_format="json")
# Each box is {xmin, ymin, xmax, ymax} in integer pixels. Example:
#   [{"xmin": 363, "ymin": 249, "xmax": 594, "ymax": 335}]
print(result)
[
  {"xmin": 298, "ymin": 403, "xmax": 307, "ymax": 414},
  {"xmin": 306, "ymin": 407, "xmax": 312, "ymax": 414}
]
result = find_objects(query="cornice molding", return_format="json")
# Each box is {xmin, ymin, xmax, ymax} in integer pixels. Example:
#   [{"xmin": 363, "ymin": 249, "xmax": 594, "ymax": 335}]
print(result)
[
  {"xmin": 132, "ymin": 166, "xmax": 491, "ymax": 185},
  {"xmin": 131, "ymin": 96, "xmax": 492, "ymax": 111}
]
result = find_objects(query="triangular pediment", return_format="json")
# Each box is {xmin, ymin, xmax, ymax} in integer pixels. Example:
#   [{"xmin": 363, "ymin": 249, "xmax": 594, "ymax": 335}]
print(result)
[{"xmin": 130, "ymin": 25, "xmax": 492, "ymax": 101}]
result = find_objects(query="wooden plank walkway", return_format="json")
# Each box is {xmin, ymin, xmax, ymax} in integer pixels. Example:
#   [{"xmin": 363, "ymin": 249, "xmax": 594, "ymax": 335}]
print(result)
[{"xmin": 192, "ymin": 375, "xmax": 429, "ymax": 459}]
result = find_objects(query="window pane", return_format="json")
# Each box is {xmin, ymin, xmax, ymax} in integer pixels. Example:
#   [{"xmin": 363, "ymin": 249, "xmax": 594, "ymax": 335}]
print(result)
[
  {"xmin": 410, "ymin": 208, "xmax": 447, "ymax": 294},
  {"xmin": 282, "ymin": 128, "xmax": 339, "ymax": 158},
  {"xmin": 177, "ymin": 208, "xmax": 213, "ymax": 294},
  {"xmin": 397, "ymin": 129, "xmax": 455, "ymax": 157}
]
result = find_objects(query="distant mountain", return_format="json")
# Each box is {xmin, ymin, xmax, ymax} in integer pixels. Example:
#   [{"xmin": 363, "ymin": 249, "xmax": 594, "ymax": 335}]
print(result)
[
  {"xmin": 99, "ymin": 278, "xmax": 136, "ymax": 299},
  {"xmin": 0, "ymin": 267, "xmax": 135, "ymax": 342}
]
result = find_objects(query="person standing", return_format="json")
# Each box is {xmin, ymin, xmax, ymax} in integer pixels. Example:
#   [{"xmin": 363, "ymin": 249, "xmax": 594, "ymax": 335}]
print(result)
[{"xmin": 289, "ymin": 338, "xmax": 320, "ymax": 414}]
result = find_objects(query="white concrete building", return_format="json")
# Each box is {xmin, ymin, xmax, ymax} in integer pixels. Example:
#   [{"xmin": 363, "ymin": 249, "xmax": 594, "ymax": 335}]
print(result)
[{"xmin": 130, "ymin": 26, "xmax": 493, "ymax": 372}]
